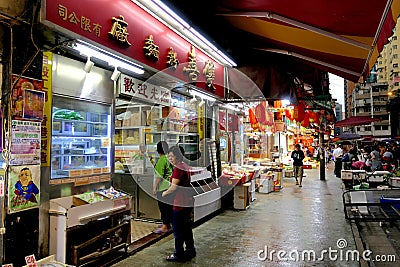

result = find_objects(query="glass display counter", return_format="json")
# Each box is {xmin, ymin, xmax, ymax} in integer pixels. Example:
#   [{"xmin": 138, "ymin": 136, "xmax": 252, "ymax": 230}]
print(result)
[{"xmin": 50, "ymin": 96, "xmax": 111, "ymax": 182}]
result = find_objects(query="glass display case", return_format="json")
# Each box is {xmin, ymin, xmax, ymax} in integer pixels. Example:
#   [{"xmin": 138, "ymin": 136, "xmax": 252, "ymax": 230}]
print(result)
[{"xmin": 51, "ymin": 96, "xmax": 112, "ymax": 180}]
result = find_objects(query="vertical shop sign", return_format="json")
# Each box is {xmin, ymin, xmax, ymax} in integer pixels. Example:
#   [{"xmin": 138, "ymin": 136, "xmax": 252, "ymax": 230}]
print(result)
[
  {"xmin": 10, "ymin": 120, "xmax": 41, "ymax": 165},
  {"xmin": 198, "ymin": 103, "xmax": 204, "ymax": 140},
  {"xmin": 41, "ymin": 52, "xmax": 53, "ymax": 166},
  {"xmin": 8, "ymin": 165, "xmax": 41, "ymax": 213}
]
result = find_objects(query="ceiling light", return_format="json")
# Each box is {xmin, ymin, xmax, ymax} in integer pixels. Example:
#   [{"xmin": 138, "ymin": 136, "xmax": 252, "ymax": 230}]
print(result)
[
  {"xmin": 84, "ymin": 57, "xmax": 94, "ymax": 73},
  {"xmin": 111, "ymin": 67, "xmax": 121, "ymax": 81},
  {"xmin": 190, "ymin": 89, "xmax": 215, "ymax": 102},
  {"xmin": 74, "ymin": 41, "xmax": 145, "ymax": 75},
  {"xmin": 189, "ymin": 95, "xmax": 197, "ymax": 103}
]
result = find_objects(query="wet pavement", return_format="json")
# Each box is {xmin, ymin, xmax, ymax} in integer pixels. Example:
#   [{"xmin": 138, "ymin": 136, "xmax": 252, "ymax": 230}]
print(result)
[{"xmin": 111, "ymin": 165, "xmax": 386, "ymax": 267}]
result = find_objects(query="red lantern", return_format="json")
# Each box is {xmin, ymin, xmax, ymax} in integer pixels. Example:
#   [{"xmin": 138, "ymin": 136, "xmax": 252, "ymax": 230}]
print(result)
[
  {"xmin": 301, "ymin": 112, "xmax": 310, "ymax": 127},
  {"xmin": 294, "ymin": 101, "xmax": 305, "ymax": 122}
]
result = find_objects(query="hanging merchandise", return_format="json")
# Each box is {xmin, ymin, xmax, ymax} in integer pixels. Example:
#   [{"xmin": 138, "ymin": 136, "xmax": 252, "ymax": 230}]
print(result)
[
  {"xmin": 285, "ymin": 107, "xmax": 294, "ymax": 121},
  {"xmin": 249, "ymin": 108, "xmax": 259, "ymax": 130},
  {"xmin": 255, "ymin": 103, "xmax": 266, "ymax": 124}
]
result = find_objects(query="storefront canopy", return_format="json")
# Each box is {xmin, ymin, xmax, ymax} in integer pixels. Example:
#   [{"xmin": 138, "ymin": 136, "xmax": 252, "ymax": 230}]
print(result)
[
  {"xmin": 334, "ymin": 116, "xmax": 381, "ymax": 128},
  {"xmin": 165, "ymin": 0, "xmax": 400, "ymax": 83}
]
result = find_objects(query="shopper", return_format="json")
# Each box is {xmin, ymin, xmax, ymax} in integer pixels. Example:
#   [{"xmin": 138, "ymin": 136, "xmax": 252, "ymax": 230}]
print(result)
[
  {"xmin": 332, "ymin": 144, "xmax": 343, "ymax": 177},
  {"xmin": 162, "ymin": 146, "xmax": 196, "ymax": 262},
  {"xmin": 152, "ymin": 141, "xmax": 173, "ymax": 234},
  {"xmin": 291, "ymin": 144, "xmax": 305, "ymax": 187}
]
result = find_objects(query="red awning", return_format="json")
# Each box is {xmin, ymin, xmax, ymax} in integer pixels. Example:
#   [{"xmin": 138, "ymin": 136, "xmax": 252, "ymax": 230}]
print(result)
[
  {"xmin": 334, "ymin": 116, "xmax": 381, "ymax": 127},
  {"xmin": 217, "ymin": 0, "xmax": 400, "ymax": 82},
  {"xmin": 165, "ymin": 0, "xmax": 400, "ymax": 82}
]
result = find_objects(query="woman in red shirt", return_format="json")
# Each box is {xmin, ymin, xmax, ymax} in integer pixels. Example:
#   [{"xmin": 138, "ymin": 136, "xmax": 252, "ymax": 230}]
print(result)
[{"xmin": 162, "ymin": 146, "xmax": 196, "ymax": 262}]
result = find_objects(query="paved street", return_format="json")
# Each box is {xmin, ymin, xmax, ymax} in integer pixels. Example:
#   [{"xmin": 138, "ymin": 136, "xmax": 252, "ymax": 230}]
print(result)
[{"xmin": 112, "ymin": 165, "xmax": 370, "ymax": 267}]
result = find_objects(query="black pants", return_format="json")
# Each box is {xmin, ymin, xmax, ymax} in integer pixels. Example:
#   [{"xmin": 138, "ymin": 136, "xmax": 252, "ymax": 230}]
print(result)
[
  {"xmin": 334, "ymin": 159, "xmax": 342, "ymax": 177},
  {"xmin": 172, "ymin": 208, "xmax": 195, "ymax": 258},
  {"xmin": 156, "ymin": 191, "xmax": 172, "ymax": 226}
]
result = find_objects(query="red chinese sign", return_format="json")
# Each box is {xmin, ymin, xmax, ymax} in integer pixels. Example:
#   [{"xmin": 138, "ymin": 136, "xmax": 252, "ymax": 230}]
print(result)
[{"xmin": 43, "ymin": 0, "xmax": 225, "ymax": 98}]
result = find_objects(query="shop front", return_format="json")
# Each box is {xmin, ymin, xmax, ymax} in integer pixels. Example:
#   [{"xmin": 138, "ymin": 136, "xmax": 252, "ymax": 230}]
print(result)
[{"xmin": 0, "ymin": 0, "xmax": 230, "ymax": 266}]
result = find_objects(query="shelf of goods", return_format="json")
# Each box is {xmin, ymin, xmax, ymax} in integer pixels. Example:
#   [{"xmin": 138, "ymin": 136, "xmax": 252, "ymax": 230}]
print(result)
[
  {"xmin": 51, "ymin": 103, "xmax": 111, "ymax": 182},
  {"xmin": 145, "ymin": 131, "xmax": 199, "ymax": 162},
  {"xmin": 49, "ymin": 188, "xmax": 131, "ymax": 266},
  {"xmin": 190, "ymin": 168, "xmax": 221, "ymax": 221}
]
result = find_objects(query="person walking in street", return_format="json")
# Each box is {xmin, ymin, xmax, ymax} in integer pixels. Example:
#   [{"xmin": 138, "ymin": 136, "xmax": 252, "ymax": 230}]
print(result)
[
  {"xmin": 162, "ymin": 146, "xmax": 196, "ymax": 262},
  {"xmin": 291, "ymin": 144, "xmax": 305, "ymax": 187},
  {"xmin": 152, "ymin": 141, "xmax": 173, "ymax": 234},
  {"xmin": 332, "ymin": 144, "xmax": 343, "ymax": 177}
]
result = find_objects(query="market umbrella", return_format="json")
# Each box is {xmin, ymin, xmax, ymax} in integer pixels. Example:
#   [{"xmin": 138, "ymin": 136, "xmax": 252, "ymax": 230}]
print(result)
[
  {"xmin": 334, "ymin": 116, "xmax": 381, "ymax": 127},
  {"xmin": 337, "ymin": 132, "xmax": 362, "ymax": 140}
]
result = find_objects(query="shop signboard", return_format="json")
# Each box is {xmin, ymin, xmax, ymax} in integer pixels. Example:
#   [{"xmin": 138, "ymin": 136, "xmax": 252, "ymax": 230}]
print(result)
[
  {"xmin": 10, "ymin": 120, "xmax": 41, "ymax": 166},
  {"xmin": 8, "ymin": 164, "xmax": 41, "ymax": 213},
  {"xmin": 118, "ymin": 74, "xmax": 171, "ymax": 105},
  {"xmin": 41, "ymin": 52, "xmax": 53, "ymax": 166},
  {"xmin": 42, "ymin": 0, "xmax": 225, "ymax": 98}
]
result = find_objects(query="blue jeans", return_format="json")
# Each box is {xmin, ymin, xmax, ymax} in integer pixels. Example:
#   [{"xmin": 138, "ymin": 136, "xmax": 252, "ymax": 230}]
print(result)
[{"xmin": 172, "ymin": 208, "xmax": 195, "ymax": 258}]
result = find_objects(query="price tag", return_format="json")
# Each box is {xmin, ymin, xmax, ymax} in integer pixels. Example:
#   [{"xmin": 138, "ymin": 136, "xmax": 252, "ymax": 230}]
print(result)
[
  {"xmin": 24, "ymin": 254, "xmax": 36, "ymax": 266},
  {"xmin": 2, "ymin": 264, "xmax": 13, "ymax": 267}
]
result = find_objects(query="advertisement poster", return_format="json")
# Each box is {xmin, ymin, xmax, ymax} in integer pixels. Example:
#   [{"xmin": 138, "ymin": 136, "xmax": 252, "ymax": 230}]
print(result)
[
  {"xmin": 10, "ymin": 120, "xmax": 41, "ymax": 165},
  {"xmin": 11, "ymin": 75, "xmax": 44, "ymax": 120},
  {"xmin": 41, "ymin": 51, "xmax": 53, "ymax": 166},
  {"xmin": 23, "ymin": 89, "xmax": 45, "ymax": 120},
  {"xmin": 8, "ymin": 165, "xmax": 40, "ymax": 213}
]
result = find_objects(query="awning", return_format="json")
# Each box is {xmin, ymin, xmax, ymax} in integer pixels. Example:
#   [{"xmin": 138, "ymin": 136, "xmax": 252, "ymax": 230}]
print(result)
[
  {"xmin": 334, "ymin": 116, "xmax": 381, "ymax": 127},
  {"xmin": 164, "ymin": 0, "xmax": 400, "ymax": 82}
]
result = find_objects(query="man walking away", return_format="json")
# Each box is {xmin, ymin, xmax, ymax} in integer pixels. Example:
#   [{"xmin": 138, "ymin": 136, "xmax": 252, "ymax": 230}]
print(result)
[{"xmin": 291, "ymin": 144, "xmax": 305, "ymax": 187}]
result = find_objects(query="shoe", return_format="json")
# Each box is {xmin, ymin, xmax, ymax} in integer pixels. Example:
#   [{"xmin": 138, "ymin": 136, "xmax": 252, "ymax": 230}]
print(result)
[
  {"xmin": 153, "ymin": 228, "xmax": 169, "ymax": 234},
  {"xmin": 299, "ymin": 185, "xmax": 302, "ymax": 187},
  {"xmin": 166, "ymin": 254, "xmax": 185, "ymax": 262},
  {"xmin": 295, "ymin": 181, "xmax": 299, "ymax": 185},
  {"xmin": 185, "ymin": 249, "xmax": 196, "ymax": 260}
]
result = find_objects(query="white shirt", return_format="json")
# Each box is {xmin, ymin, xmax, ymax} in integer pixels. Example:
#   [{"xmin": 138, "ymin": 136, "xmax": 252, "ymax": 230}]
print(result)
[{"xmin": 332, "ymin": 147, "xmax": 343, "ymax": 160}]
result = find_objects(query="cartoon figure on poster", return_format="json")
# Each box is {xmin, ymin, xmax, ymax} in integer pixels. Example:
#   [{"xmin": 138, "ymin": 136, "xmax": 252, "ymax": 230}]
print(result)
[{"xmin": 8, "ymin": 165, "xmax": 40, "ymax": 212}]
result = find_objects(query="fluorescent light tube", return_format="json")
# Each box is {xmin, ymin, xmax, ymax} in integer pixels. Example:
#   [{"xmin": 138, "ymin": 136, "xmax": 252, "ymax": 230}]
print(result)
[{"xmin": 75, "ymin": 41, "xmax": 145, "ymax": 75}]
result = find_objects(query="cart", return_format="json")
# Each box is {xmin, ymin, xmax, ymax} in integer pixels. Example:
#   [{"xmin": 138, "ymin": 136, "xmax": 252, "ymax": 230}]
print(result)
[{"xmin": 343, "ymin": 188, "xmax": 400, "ymax": 222}]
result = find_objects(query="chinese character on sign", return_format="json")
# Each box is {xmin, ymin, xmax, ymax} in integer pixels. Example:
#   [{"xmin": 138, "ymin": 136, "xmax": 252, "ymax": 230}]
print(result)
[
  {"xmin": 150, "ymin": 86, "xmax": 159, "ymax": 101},
  {"xmin": 202, "ymin": 60, "xmax": 216, "ymax": 91},
  {"xmin": 58, "ymin": 4, "xmax": 68, "ymax": 20},
  {"xmin": 108, "ymin": 15, "xmax": 131, "ymax": 46},
  {"xmin": 137, "ymin": 84, "xmax": 148, "ymax": 98},
  {"xmin": 81, "ymin": 16, "xmax": 92, "ymax": 32},
  {"xmin": 68, "ymin": 12, "xmax": 80, "ymax": 24},
  {"xmin": 183, "ymin": 46, "xmax": 199, "ymax": 83},
  {"xmin": 166, "ymin": 47, "xmax": 179, "ymax": 69},
  {"xmin": 93, "ymin": 23, "xmax": 102, "ymax": 37},
  {"xmin": 143, "ymin": 35, "xmax": 159, "ymax": 61},
  {"xmin": 160, "ymin": 90, "xmax": 169, "ymax": 104},
  {"xmin": 123, "ymin": 77, "xmax": 135, "ymax": 94}
]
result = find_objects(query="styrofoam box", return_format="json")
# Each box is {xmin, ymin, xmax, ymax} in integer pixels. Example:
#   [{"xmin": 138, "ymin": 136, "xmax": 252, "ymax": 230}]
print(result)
[
  {"xmin": 341, "ymin": 170, "xmax": 353, "ymax": 180},
  {"xmin": 390, "ymin": 177, "xmax": 400, "ymax": 187}
]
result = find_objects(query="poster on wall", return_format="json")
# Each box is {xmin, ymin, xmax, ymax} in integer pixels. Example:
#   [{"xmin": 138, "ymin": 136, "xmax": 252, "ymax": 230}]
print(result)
[
  {"xmin": 11, "ymin": 75, "xmax": 44, "ymax": 120},
  {"xmin": 41, "ymin": 51, "xmax": 53, "ymax": 166},
  {"xmin": 8, "ymin": 165, "xmax": 40, "ymax": 213},
  {"xmin": 23, "ymin": 89, "xmax": 45, "ymax": 120},
  {"xmin": 10, "ymin": 120, "xmax": 41, "ymax": 165}
]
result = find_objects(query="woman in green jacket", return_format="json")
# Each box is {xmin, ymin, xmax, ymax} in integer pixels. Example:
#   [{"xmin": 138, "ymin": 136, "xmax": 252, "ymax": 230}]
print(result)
[{"xmin": 152, "ymin": 141, "xmax": 173, "ymax": 233}]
